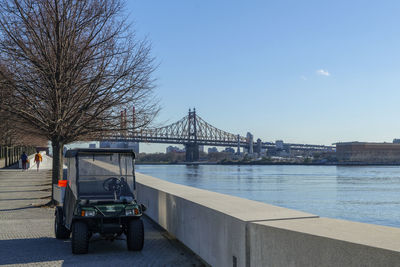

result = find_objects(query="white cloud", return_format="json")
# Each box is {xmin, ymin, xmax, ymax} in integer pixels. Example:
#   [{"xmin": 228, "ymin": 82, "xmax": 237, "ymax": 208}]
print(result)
[
  {"xmin": 300, "ymin": 75, "xmax": 307, "ymax": 80},
  {"xmin": 316, "ymin": 69, "xmax": 330, "ymax": 76}
]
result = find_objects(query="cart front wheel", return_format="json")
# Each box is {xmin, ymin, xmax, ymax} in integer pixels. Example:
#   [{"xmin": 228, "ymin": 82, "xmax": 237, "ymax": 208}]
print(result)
[{"xmin": 127, "ymin": 218, "xmax": 144, "ymax": 251}]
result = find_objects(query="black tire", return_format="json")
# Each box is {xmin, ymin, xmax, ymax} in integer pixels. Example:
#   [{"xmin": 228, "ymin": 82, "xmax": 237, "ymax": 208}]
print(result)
[
  {"xmin": 71, "ymin": 221, "xmax": 89, "ymax": 254},
  {"xmin": 54, "ymin": 207, "xmax": 70, "ymax": 239},
  {"xmin": 127, "ymin": 218, "xmax": 144, "ymax": 251}
]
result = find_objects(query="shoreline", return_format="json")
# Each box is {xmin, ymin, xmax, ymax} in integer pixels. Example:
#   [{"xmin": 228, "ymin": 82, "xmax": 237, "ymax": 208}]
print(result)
[{"xmin": 136, "ymin": 162, "xmax": 400, "ymax": 166}]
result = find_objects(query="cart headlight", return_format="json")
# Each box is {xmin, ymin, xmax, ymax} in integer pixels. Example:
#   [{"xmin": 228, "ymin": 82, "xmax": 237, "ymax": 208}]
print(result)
[
  {"xmin": 125, "ymin": 209, "xmax": 134, "ymax": 216},
  {"xmin": 82, "ymin": 210, "xmax": 96, "ymax": 217},
  {"xmin": 125, "ymin": 208, "xmax": 139, "ymax": 216}
]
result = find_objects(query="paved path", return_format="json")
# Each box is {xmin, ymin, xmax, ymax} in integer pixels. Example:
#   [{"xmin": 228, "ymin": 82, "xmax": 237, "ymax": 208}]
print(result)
[
  {"xmin": 28, "ymin": 152, "xmax": 54, "ymax": 170},
  {"xmin": 0, "ymin": 169, "xmax": 204, "ymax": 266}
]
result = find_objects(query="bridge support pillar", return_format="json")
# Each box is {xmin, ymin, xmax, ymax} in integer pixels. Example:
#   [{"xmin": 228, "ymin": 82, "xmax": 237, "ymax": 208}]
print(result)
[{"xmin": 185, "ymin": 143, "xmax": 199, "ymax": 162}]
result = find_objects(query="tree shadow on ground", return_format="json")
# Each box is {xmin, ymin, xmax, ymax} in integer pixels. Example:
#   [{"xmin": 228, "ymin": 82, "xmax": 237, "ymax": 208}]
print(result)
[
  {"xmin": 0, "ymin": 206, "xmax": 41, "ymax": 212},
  {"xmin": 0, "ymin": 235, "xmax": 179, "ymax": 266},
  {"xmin": 0, "ymin": 184, "xmax": 50, "ymax": 188},
  {"xmin": 0, "ymin": 237, "xmax": 69, "ymax": 265},
  {"xmin": 0, "ymin": 196, "xmax": 50, "ymax": 201},
  {"xmin": 0, "ymin": 189, "xmax": 46, "ymax": 193},
  {"xmin": 0, "ymin": 218, "xmax": 205, "ymax": 266}
]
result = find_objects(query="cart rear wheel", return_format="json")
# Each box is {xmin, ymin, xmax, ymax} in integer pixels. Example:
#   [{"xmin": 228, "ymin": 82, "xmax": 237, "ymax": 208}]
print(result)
[
  {"xmin": 72, "ymin": 221, "xmax": 89, "ymax": 254},
  {"xmin": 127, "ymin": 218, "xmax": 144, "ymax": 251},
  {"xmin": 54, "ymin": 207, "xmax": 70, "ymax": 239}
]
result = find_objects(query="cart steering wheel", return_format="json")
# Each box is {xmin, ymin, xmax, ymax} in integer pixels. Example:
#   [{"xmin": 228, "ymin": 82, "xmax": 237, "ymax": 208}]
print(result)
[{"xmin": 103, "ymin": 177, "xmax": 123, "ymax": 195}]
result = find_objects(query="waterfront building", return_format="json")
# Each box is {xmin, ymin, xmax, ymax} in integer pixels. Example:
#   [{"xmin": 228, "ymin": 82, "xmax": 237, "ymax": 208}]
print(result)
[
  {"xmin": 166, "ymin": 146, "xmax": 185, "ymax": 153},
  {"xmin": 336, "ymin": 142, "xmax": 400, "ymax": 164},
  {"xmin": 99, "ymin": 141, "xmax": 139, "ymax": 153},
  {"xmin": 266, "ymin": 140, "xmax": 291, "ymax": 157},
  {"xmin": 260, "ymin": 147, "xmax": 267, "ymax": 157},
  {"xmin": 255, "ymin": 138, "xmax": 262, "ymax": 155},
  {"xmin": 246, "ymin": 132, "xmax": 254, "ymax": 154},
  {"xmin": 223, "ymin": 147, "xmax": 235, "ymax": 154},
  {"xmin": 208, "ymin": 147, "xmax": 218, "ymax": 153},
  {"xmin": 275, "ymin": 140, "xmax": 284, "ymax": 150}
]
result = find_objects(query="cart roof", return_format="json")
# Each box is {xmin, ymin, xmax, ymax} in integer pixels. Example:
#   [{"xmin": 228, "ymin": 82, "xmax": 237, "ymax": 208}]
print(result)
[{"xmin": 65, "ymin": 148, "xmax": 135, "ymax": 159}]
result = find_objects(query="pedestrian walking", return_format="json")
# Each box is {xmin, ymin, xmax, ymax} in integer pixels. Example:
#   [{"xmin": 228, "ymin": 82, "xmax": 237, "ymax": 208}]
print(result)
[
  {"xmin": 34, "ymin": 151, "xmax": 42, "ymax": 172},
  {"xmin": 21, "ymin": 152, "xmax": 28, "ymax": 170}
]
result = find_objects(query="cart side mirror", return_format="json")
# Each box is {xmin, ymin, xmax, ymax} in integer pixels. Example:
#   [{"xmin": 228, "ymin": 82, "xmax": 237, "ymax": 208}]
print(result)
[{"xmin": 140, "ymin": 204, "xmax": 147, "ymax": 212}]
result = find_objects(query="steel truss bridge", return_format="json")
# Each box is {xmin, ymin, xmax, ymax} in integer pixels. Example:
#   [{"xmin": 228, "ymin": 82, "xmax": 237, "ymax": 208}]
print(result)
[{"xmin": 106, "ymin": 109, "xmax": 334, "ymax": 161}]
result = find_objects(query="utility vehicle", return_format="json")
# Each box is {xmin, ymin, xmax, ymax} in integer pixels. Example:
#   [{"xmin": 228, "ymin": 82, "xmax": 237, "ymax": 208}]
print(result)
[{"xmin": 54, "ymin": 148, "xmax": 145, "ymax": 254}]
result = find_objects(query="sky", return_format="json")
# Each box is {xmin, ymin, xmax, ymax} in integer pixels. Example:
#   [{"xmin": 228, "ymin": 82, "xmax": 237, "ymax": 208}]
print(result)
[{"xmin": 122, "ymin": 0, "xmax": 400, "ymax": 153}]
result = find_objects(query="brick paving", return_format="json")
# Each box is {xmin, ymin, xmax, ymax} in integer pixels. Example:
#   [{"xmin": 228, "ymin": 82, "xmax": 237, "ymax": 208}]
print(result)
[{"xmin": 0, "ymin": 169, "xmax": 204, "ymax": 267}]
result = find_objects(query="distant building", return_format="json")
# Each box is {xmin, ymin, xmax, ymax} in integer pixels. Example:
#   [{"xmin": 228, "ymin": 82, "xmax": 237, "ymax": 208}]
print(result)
[
  {"xmin": 223, "ymin": 147, "xmax": 235, "ymax": 154},
  {"xmin": 208, "ymin": 147, "xmax": 218, "ymax": 153},
  {"xmin": 166, "ymin": 146, "xmax": 185, "ymax": 153},
  {"xmin": 275, "ymin": 140, "xmax": 284, "ymax": 150},
  {"xmin": 129, "ymin": 142, "xmax": 139, "ymax": 153},
  {"xmin": 99, "ymin": 141, "xmax": 139, "ymax": 153},
  {"xmin": 336, "ymin": 142, "xmax": 400, "ymax": 164},
  {"xmin": 246, "ymin": 132, "xmax": 254, "ymax": 154},
  {"xmin": 199, "ymin": 145, "xmax": 204, "ymax": 153},
  {"xmin": 393, "ymin": 139, "xmax": 400, "ymax": 144},
  {"xmin": 255, "ymin": 138, "xmax": 262, "ymax": 154},
  {"xmin": 100, "ymin": 141, "xmax": 122, "ymax": 149},
  {"xmin": 166, "ymin": 146, "xmax": 174, "ymax": 153},
  {"xmin": 266, "ymin": 140, "xmax": 291, "ymax": 157}
]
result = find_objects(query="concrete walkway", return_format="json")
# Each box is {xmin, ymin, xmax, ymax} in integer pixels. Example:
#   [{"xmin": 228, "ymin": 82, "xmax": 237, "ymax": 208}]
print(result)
[{"xmin": 0, "ymin": 169, "xmax": 204, "ymax": 266}]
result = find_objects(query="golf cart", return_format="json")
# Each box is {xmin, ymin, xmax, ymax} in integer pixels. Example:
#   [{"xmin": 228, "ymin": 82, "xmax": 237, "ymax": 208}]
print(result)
[{"xmin": 54, "ymin": 148, "xmax": 145, "ymax": 254}]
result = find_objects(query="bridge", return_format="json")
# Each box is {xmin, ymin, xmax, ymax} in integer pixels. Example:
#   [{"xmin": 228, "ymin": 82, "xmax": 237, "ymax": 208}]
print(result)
[{"xmin": 105, "ymin": 109, "xmax": 334, "ymax": 161}]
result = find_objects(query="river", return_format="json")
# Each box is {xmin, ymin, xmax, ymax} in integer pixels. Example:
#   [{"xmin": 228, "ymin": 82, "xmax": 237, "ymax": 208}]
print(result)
[{"xmin": 136, "ymin": 164, "xmax": 400, "ymax": 228}]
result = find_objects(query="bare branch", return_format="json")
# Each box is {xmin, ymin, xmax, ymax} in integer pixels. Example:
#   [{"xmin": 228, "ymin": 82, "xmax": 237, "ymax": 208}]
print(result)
[{"xmin": 0, "ymin": 0, "xmax": 159, "ymax": 187}]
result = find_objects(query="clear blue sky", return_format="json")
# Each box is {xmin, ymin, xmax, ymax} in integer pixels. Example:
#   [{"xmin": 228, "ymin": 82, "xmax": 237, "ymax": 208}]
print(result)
[{"xmin": 126, "ymin": 0, "xmax": 400, "ymax": 153}]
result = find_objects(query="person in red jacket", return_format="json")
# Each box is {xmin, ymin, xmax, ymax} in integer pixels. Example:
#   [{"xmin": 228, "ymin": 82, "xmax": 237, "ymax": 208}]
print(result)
[{"xmin": 34, "ymin": 151, "xmax": 42, "ymax": 172}]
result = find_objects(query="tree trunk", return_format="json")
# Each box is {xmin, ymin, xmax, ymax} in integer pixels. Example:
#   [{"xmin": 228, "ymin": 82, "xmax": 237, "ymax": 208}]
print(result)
[{"xmin": 51, "ymin": 139, "xmax": 64, "ymax": 203}]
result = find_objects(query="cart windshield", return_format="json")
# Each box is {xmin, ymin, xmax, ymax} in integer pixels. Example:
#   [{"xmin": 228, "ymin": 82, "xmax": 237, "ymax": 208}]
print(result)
[{"xmin": 77, "ymin": 152, "xmax": 134, "ymax": 200}]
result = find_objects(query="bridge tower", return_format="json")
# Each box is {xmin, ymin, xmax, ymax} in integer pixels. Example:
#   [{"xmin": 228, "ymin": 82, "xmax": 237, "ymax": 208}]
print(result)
[
  {"xmin": 236, "ymin": 134, "xmax": 241, "ymax": 155},
  {"xmin": 185, "ymin": 108, "xmax": 199, "ymax": 162}
]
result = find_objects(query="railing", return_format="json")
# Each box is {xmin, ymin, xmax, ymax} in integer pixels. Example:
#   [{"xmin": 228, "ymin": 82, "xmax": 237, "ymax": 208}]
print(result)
[{"xmin": 0, "ymin": 146, "xmax": 36, "ymax": 168}]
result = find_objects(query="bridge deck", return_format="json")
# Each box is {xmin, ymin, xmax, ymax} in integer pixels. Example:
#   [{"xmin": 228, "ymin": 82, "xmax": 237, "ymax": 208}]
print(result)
[{"xmin": 0, "ymin": 169, "xmax": 204, "ymax": 266}]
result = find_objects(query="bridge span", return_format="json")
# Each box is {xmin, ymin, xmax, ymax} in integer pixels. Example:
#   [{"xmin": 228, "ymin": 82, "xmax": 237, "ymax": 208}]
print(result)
[{"xmin": 104, "ymin": 109, "xmax": 334, "ymax": 161}]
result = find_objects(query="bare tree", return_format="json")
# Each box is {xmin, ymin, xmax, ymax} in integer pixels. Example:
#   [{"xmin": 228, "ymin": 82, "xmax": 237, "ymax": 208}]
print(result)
[
  {"xmin": 0, "ymin": 114, "xmax": 47, "ymax": 147},
  {"xmin": 0, "ymin": 0, "xmax": 158, "ymax": 203}
]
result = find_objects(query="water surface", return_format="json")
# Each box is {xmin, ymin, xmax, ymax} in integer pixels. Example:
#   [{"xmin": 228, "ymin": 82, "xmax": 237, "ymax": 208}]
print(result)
[{"xmin": 136, "ymin": 164, "xmax": 400, "ymax": 228}]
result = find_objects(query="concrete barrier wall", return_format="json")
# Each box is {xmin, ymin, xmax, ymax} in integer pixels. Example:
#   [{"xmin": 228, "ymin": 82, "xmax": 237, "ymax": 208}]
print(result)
[
  {"xmin": 135, "ymin": 173, "xmax": 400, "ymax": 267},
  {"xmin": 249, "ymin": 218, "xmax": 400, "ymax": 267}
]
